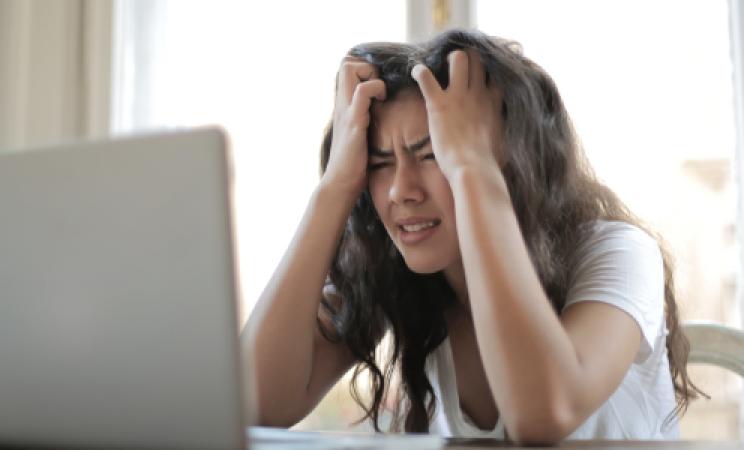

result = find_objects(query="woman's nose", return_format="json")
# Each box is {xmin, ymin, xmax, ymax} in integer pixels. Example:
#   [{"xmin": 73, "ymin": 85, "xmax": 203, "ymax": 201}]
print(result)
[{"xmin": 389, "ymin": 163, "xmax": 425, "ymax": 205}]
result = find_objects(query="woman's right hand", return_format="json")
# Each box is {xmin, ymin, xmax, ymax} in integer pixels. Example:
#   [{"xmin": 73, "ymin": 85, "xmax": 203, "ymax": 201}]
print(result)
[{"xmin": 322, "ymin": 57, "xmax": 387, "ymax": 199}]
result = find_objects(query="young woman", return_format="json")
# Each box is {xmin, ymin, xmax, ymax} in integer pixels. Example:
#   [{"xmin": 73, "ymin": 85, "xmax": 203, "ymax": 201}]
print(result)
[{"xmin": 242, "ymin": 29, "xmax": 701, "ymax": 444}]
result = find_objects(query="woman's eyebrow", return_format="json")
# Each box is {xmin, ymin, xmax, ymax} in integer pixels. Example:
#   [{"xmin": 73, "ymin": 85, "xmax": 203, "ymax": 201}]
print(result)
[
  {"xmin": 407, "ymin": 136, "xmax": 431, "ymax": 153},
  {"xmin": 368, "ymin": 136, "xmax": 431, "ymax": 157},
  {"xmin": 368, "ymin": 146, "xmax": 393, "ymax": 157}
]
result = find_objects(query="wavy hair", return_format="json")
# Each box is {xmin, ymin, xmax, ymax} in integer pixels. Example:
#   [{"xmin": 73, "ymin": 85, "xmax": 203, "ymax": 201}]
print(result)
[{"xmin": 317, "ymin": 29, "xmax": 702, "ymax": 432}]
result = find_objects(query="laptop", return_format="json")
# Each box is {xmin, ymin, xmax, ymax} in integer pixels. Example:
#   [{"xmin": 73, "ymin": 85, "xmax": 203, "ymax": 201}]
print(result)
[{"xmin": 0, "ymin": 128, "xmax": 249, "ymax": 449}]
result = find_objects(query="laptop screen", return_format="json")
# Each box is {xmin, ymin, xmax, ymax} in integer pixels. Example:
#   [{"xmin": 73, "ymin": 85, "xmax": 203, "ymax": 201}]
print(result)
[{"xmin": 0, "ymin": 128, "xmax": 247, "ymax": 449}]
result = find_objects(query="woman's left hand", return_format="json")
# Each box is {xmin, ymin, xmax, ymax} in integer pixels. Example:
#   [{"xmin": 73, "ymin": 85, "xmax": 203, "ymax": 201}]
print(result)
[{"xmin": 411, "ymin": 49, "xmax": 504, "ymax": 181}]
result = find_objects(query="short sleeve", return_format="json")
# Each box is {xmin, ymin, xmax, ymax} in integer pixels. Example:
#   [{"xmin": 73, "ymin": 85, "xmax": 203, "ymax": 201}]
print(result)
[{"xmin": 563, "ymin": 222, "xmax": 665, "ymax": 364}]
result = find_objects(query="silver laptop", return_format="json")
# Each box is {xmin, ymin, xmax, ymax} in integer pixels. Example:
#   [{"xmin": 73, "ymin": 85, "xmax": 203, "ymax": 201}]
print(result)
[{"xmin": 0, "ymin": 128, "xmax": 248, "ymax": 449}]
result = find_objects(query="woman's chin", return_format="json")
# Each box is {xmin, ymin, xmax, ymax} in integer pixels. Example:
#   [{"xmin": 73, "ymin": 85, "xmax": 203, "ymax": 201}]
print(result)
[{"xmin": 401, "ymin": 255, "xmax": 445, "ymax": 275}]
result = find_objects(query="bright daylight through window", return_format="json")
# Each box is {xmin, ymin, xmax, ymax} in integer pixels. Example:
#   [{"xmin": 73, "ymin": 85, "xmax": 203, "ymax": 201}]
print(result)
[{"xmin": 112, "ymin": 0, "xmax": 739, "ymax": 438}]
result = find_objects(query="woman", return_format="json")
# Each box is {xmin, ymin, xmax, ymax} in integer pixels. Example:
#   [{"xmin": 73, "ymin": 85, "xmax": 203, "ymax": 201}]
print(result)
[{"xmin": 242, "ymin": 29, "xmax": 701, "ymax": 444}]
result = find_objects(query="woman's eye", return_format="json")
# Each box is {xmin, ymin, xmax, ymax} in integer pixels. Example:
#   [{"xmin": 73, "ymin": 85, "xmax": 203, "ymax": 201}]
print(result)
[
  {"xmin": 421, "ymin": 153, "xmax": 436, "ymax": 161},
  {"xmin": 368, "ymin": 162, "xmax": 391, "ymax": 171}
]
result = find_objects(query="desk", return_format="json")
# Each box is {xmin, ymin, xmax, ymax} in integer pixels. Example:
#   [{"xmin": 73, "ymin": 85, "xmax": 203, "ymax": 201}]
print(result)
[
  {"xmin": 253, "ymin": 437, "xmax": 741, "ymax": 450},
  {"xmin": 250, "ymin": 428, "xmax": 743, "ymax": 450},
  {"xmin": 445, "ymin": 439, "xmax": 744, "ymax": 449}
]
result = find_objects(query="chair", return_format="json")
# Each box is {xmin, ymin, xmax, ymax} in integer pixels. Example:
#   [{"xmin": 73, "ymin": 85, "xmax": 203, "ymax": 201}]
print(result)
[{"xmin": 682, "ymin": 321, "xmax": 744, "ymax": 377}]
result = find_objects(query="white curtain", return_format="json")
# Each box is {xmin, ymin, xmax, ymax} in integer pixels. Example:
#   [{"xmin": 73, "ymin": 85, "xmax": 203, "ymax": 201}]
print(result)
[
  {"xmin": 0, "ymin": 0, "xmax": 113, "ymax": 151},
  {"xmin": 111, "ymin": 0, "xmax": 170, "ymax": 133}
]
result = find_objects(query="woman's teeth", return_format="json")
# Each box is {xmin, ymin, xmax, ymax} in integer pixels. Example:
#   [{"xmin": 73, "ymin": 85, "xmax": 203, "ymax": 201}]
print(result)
[{"xmin": 402, "ymin": 222, "xmax": 436, "ymax": 232}]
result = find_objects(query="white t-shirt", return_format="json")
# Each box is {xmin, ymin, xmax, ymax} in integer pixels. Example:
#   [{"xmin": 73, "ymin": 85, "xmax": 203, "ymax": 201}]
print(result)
[{"xmin": 426, "ymin": 221, "xmax": 680, "ymax": 440}]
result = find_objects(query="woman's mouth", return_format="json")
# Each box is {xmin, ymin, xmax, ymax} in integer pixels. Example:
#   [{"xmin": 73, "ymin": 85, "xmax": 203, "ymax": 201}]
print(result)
[
  {"xmin": 401, "ymin": 221, "xmax": 437, "ymax": 232},
  {"xmin": 399, "ymin": 220, "xmax": 441, "ymax": 245}
]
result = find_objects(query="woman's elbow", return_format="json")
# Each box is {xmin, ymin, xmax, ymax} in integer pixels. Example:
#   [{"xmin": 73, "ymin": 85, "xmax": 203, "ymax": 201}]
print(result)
[
  {"xmin": 506, "ymin": 402, "xmax": 577, "ymax": 446},
  {"xmin": 252, "ymin": 389, "xmax": 312, "ymax": 429},
  {"xmin": 254, "ymin": 406, "xmax": 304, "ymax": 429},
  {"xmin": 509, "ymin": 426, "xmax": 569, "ymax": 447}
]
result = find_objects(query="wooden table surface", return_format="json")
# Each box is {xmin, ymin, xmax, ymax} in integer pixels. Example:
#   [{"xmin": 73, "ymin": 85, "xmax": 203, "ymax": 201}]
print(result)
[{"xmin": 445, "ymin": 439, "xmax": 744, "ymax": 449}]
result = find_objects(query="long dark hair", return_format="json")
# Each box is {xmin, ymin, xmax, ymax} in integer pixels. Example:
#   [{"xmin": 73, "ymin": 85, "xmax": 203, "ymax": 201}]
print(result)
[{"xmin": 318, "ymin": 29, "xmax": 702, "ymax": 433}]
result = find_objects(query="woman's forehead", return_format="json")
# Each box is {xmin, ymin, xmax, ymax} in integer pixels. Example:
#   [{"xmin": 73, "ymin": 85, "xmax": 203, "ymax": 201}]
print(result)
[
  {"xmin": 371, "ymin": 88, "xmax": 424, "ymax": 114},
  {"xmin": 369, "ymin": 93, "xmax": 429, "ymax": 147}
]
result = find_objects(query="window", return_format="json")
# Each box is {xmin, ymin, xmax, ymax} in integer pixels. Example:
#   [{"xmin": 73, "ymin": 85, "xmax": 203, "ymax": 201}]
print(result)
[
  {"xmin": 113, "ymin": 0, "xmax": 407, "ymax": 430},
  {"xmin": 113, "ymin": 0, "xmax": 407, "ymax": 321},
  {"xmin": 113, "ymin": 0, "xmax": 742, "ymax": 436},
  {"xmin": 477, "ymin": 0, "xmax": 739, "ymax": 439}
]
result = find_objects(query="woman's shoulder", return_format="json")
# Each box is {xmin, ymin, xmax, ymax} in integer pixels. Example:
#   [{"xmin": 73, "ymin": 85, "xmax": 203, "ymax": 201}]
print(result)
[
  {"xmin": 566, "ymin": 221, "xmax": 667, "ymax": 365},
  {"xmin": 586, "ymin": 220, "xmax": 657, "ymax": 243},
  {"xmin": 576, "ymin": 220, "xmax": 662, "ymax": 262},
  {"xmin": 570, "ymin": 220, "xmax": 664, "ymax": 290}
]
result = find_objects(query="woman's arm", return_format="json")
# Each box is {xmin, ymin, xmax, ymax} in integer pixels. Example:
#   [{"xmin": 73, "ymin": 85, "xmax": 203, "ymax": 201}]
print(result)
[
  {"xmin": 448, "ymin": 167, "xmax": 641, "ymax": 444},
  {"xmin": 412, "ymin": 51, "xmax": 642, "ymax": 444},
  {"xmin": 242, "ymin": 183, "xmax": 357, "ymax": 427},
  {"xmin": 242, "ymin": 58, "xmax": 386, "ymax": 427}
]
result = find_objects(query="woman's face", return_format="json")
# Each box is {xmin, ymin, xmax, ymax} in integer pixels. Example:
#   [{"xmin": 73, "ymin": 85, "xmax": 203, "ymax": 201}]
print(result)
[{"xmin": 367, "ymin": 91, "xmax": 462, "ymax": 275}]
